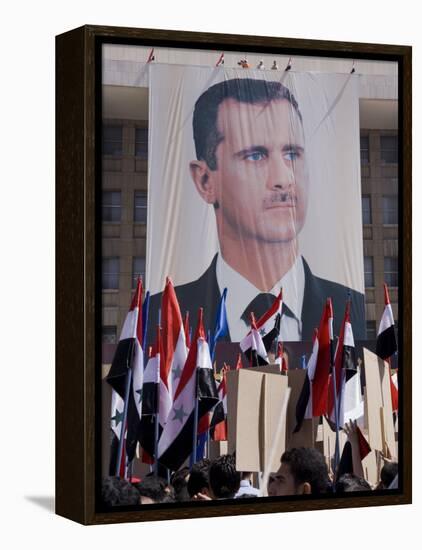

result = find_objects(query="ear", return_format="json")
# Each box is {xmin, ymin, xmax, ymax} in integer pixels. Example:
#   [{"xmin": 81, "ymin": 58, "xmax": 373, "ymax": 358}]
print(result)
[
  {"xmin": 302, "ymin": 482, "xmax": 312, "ymax": 495},
  {"xmin": 190, "ymin": 160, "xmax": 217, "ymax": 205}
]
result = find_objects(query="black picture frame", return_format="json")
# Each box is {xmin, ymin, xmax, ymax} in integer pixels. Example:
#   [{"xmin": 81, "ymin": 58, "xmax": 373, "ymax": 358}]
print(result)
[{"xmin": 56, "ymin": 25, "xmax": 412, "ymax": 525}]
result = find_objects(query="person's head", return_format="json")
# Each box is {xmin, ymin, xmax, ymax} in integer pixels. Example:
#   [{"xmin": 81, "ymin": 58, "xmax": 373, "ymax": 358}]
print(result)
[
  {"xmin": 209, "ymin": 454, "xmax": 241, "ymax": 499},
  {"xmin": 101, "ymin": 476, "xmax": 141, "ymax": 507},
  {"xmin": 187, "ymin": 458, "xmax": 211, "ymax": 499},
  {"xmin": 378, "ymin": 461, "xmax": 399, "ymax": 489},
  {"xmin": 335, "ymin": 473, "xmax": 372, "ymax": 493},
  {"xmin": 171, "ymin": 467, "xmax": 191, "ymax": 502},
  {"xmin": 133, "ymin": 476, "xmax": 168, "ymax": 504},
  {"xmin": 268, "ymin": 448, "xmax": 330, "ymax": 496},
  {"xmin": 190, "ymin": 78, "xmax": 309, "ymax": 247}
]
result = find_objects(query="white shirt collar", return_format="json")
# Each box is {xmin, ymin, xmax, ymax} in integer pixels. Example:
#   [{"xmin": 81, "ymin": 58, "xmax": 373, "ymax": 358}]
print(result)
[{"xmin": 216, "ymin": 253, "xmax": 305, "ymax": 341}]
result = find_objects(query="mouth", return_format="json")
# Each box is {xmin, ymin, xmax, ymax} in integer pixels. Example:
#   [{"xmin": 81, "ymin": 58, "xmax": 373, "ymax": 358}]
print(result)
[{"xmin": 263, "ymin": 192, "xmax": 298, "ymax": 210}]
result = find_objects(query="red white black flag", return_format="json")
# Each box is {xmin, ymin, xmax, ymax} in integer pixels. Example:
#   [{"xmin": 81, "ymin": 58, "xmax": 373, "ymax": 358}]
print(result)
[
  {"xmin": 240, "ymin": 313, "xmax": 269, "ymax": 366},
  {"xmin": 294, "ymin": 328, "xmax": 319, "ymax": 432},
  {"xmin": 376, "ymin": 283, "xmax": 397, "ymax": 360},
  {"xmin": 158, "ymin": 309, "xmax": 219, "ymax": 471},
  {"xmin": 210, "ymin": 373, "xmax": 228, "ymax": 441},
  {"xmin": 328, "ymin": 299, "xmax": 356, "ymax": 427},
  {"xmin": 106, "ymin": 278, "xmax": 144, "ymax": 465},
  {"xmin": 138, "ymin": 325, "xmax": 162, "ymax": 458},
  {"xmin": 312, "ymin": 298, "xmax": 333, "ymax": 417},
  {"xmin": 160, "ymin": 278, "xmax": 188, "ymax": 427}
]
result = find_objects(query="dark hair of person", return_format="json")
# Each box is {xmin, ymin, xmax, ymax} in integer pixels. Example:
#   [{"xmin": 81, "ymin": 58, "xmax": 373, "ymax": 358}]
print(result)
[
  {"xmin": 171, "ymin": 466, "xmax": 191, "ymax": 502},
  {"xmin": 281, "ymin": 448, "xmax": 330, "ymax": 495},
  {"xmin": 192, "ymin": 78, "xmax": 302, "ymax": 171},
  {"xmin": 101, "ymin": 476, "xmax": 140, "ymax": 507},
  {"xmin": 380, "ymin": 461, "xmax": 399, "ymax": 488},
  {"xmin": 133, "ymin": 476, "xmax": 168, "ymax": 503},
  {"xmin": 335, "ymin": 473, "xmax": 372, "ymax": 493},
  {"xmin": 209, "ymin": 454, "xmax": 241, "ymax": 499},
  {"xmin": 187, "ymin": 458, "xmax": 211, "ymax": 498}
]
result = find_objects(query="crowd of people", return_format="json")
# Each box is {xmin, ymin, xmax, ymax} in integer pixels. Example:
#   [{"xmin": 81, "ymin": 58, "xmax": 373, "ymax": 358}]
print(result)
[{"xmin": 101, "ymin": 447, "xmax": 398, "ymax": 507}]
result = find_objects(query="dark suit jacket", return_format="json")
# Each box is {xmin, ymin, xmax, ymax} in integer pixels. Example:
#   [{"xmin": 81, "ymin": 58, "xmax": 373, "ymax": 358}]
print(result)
[{"xmin": 147, "ymin": 254, "xmax": 366, "ymax": 346}]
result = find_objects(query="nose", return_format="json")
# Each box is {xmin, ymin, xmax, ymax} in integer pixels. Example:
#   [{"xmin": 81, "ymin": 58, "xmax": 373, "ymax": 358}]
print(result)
[{"xmin": 266, "ymin": 153, "xmax": 295, "ymax": 190}]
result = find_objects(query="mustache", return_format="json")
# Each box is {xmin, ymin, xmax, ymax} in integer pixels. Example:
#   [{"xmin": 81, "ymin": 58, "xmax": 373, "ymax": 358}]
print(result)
[{"xmin": 263, "ymin": 192, "xmax": 298, "ymax": 207}]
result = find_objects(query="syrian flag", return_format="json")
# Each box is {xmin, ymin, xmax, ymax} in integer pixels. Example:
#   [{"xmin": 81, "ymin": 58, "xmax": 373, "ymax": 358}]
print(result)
[
  {"xmin": 275, "ymin": 341, "xmax": 288, "ymax": 373},
  {"xmin": 235, "ymin": 353, "xmax": 243, "ymax": 370},
  {"xmin": 328, "ymin": 300, "xmax": 356, "ymax": 427},
  {"xmin": 312, "ymin": 298, "xmax": 333, "ymax": 417},
  {"xmin": 390, "ymin": 371, "xmax": 398, "ymax": 412},
  {"xmin": 294, "ymin": 328, "xmax": 319, "ymax": 432},
  {"xmin": 255, "ymin": 290, "xmax": 283, "ymax": 336},
  {"xmin": 160, "ymin": 278, "xmax": 188, "ymax": 427},
  {"xmin": 342, "ymin": 365, "xmax": 364, "ymax": 425},
  {"xmin": 376, "ymin": 284, "xmax": 398, "ymax": 412},
  {"xmin": 376, "ymin": 283, "xmax": 397, "ymax": 360},
  {"xmin": 210, "ymin": 373, "xmax": 228, "ymax": 441},
  {"xmin": 106, "ymin": 278, "xmax": 144, "ymax": 464},
  {"xmin": 261, "ymin": 313, "xmax": 281, "ymax": 355},
  {"xmin": 210, "ymin": 288, "xmax": 229, "ymax": 361},
  {"xmin": 109, "ymin": 389, "xmax": 126, "ymax": 476},
  {"xmin": 336, "ymin": 426, "xmax": 371, "ymax": 479},
  {"xmin": 158, "ymin": 309, "xmax": 219, "ymax": 471},
  {"xmin": 240, "ymin": 313, "xmax": 269, "ymax": 366},
  {"xmin": 139, "ymin": 325, "xmax": 161, "ymax": 458}
]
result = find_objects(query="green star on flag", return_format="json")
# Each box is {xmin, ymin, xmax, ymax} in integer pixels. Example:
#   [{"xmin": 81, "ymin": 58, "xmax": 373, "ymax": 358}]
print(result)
[
  {"xmin": 173, "ymin": 364, "xmax": 183, "ymax": 380},
  {"xmin": 111, "ymin": 408, "xmax": 124, "ymax": 427},
  {"xmin": 172, "ymin": 404, "xmax": 189, "ymax": 424}
]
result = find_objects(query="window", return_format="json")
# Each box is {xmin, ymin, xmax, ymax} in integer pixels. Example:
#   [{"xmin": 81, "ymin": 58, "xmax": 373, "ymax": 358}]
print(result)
[
  {"xmin": 384, "ymin": 256, "xmax": 398, "ymax": 287},
  {"xmin": 380, "ymin": 135, "xmax": 398, "ymax": 164},
  {"xmin": 102, "ymin": 326, "xmax": 117, "ymax": 344},
  {"xmin": 103, "ymin": 125, "xmax": 123, "ymax": 156},
  {"xmin": 360, "ymin": 135, "xmax": 369, "ymax": 164},
  {"xmin": 132, "ymin": 257, "xmax": 146, "ymax": 288},
  {"xmin": 134, "ymin": 191, "xmax": 148, "ymax": 223},
  {"xmin": 383, "ymin": 195, "xmax": 398, "ymax": 224},
  {"xmin": 362, "ymin": 195, "xmax": 372, "ymax": 225},
  {"xmin": 135, "ymin": 127, "xmax": 148, "ymax": 159},
  {"xmin": 366, "ymin": 320, "xmax": 377, "ymax": 340},
  {"xmin": 364, "ymin": 256, "xmax": 374, "ymax": 287},
  {"xmin": 102, "ymin": 191, "xmax": 121, "ymax": 222},
  {"xmin": 102, "ymin": 257, "xmax": 119, "ymax": 289}
]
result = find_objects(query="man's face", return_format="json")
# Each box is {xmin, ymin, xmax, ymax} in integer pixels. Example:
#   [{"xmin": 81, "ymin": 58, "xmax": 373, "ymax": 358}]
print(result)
[
  {"xmin": 268, "ymin": 462, "xmax": 303, "ymax": 496},
  {"xmin": 208, "ymin": 98, "xmax": 309, "ymax": 244}
]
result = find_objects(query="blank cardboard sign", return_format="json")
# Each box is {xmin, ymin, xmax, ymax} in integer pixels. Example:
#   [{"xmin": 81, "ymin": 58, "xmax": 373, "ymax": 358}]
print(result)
[
  {"xmin": 363, "ymin": 348, "xmax": 395, "ymax": 455},
  {"xmin": 226, "ymin": 368, "xmax": 289, "ymax": 472}
]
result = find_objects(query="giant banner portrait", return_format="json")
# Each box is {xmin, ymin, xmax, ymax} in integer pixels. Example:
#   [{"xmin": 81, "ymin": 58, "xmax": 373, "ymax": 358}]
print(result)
[{"xmin": 146, "ymin": 64, "xmax": 365, "ymax": 342}]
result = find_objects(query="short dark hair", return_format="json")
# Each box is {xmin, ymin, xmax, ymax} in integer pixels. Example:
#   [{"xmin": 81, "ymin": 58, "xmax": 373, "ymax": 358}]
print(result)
[
  {"xmin": 281, "ymin": 448, "xmax": 330, "ymax": 495},
  {"xmin": 133, "ymin": 476, "xmax": 168, "ymax": 503},
  {"xmin": 101, "ymin": 476, "xmax": 140, "ymax": 507},
  {"xmin": 336, "ymin": 473, "xmax": 372, "ymax": 493},
  {"xmin": 187, "ymin": 458, "xmax": 211, "ymax": 497},
  {"xmin": 192, "ymin": 78, "xmax": 302, "ymax": 170},
  {"xmin": 171, "ymin": 467, "xmax": 191, "ymax": 502},
  {"xmin": 380, "ymin": 461, "xmax": 398, "ymax": 488},
  {"xmin": 209, "ymin": 454, "xmax": 241, "ymax": 499}
]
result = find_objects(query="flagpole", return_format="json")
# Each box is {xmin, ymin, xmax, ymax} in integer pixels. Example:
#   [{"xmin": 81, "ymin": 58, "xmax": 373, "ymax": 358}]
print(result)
[
  {"xmin": 154, "ymin": 343, "xmax": 160, "ymax": 476},
  {"xmin": 115, "ymin": 364, "xmax": 133, "ymax": 477},
  {"xmin": 330, "ymin": 332, "xmax": 341, "ymax": 477},
  {"xmin": 190, "ymin": 367, "xmax": 200, "ymax": 467}
]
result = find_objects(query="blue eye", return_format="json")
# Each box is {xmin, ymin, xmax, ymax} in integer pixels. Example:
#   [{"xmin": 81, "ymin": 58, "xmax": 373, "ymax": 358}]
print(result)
[
  {"xmin": 284, "ymin": 148, "xmax": 302, "ymax": 161},
  {"xmin": 245, "ymin": 151, "xmax": 266, "ymax": 161}
]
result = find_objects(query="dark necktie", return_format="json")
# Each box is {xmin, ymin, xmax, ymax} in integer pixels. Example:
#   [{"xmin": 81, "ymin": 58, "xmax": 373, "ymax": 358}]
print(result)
[{"xmin": 241, "ymin": 293, "xmax": 295, "ymax": 324}]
